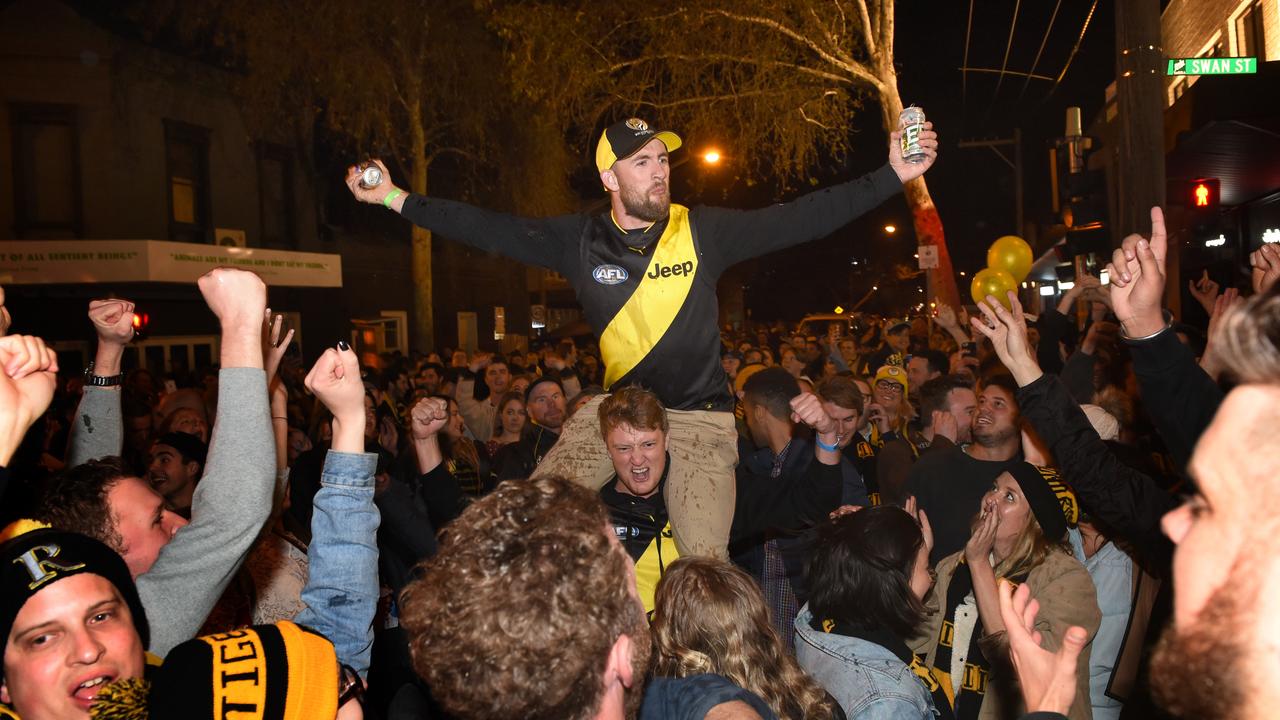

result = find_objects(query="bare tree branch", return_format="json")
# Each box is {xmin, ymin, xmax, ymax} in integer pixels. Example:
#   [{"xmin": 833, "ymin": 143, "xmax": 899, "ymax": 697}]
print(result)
[
  {"xmin": 854, "ymin": 0, "xmax": 877, "ymax": 60},
  {"xmin": 705, "ymin": 8, "xmax": 879, "ymax": 88}
]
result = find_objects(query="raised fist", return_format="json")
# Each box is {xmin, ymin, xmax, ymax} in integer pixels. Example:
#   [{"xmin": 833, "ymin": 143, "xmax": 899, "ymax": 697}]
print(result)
[
  {"xmin": 410, "ymin": 397, "xmax": 449, "ymax": 441},
  {"xmin": 198, "ymin": 268, "xmax": 268, "ymax": 329},
  {"xmin": 89, "ymin": 299, "xmax": 136, "ymax": 346}
]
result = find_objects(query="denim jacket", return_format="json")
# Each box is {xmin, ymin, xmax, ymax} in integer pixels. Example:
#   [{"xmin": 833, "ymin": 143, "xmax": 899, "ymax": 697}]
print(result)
[
  {"xmin": 294, "ymin": 450, "xmax": 380, "ymax": 677},
  {"xmin": 794, "ymin": 607, "xmax": 936, "ymax": 720}
]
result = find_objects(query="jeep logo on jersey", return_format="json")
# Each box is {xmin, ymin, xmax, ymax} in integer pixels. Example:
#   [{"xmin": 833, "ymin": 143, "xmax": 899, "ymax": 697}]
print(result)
[
  {"xmin": 593, "ymin": 264, "xmax": 630, "ymax": 285},
  {"xmin": 647, "ymin": 260, "xmax": 695, "ymax": 279}
]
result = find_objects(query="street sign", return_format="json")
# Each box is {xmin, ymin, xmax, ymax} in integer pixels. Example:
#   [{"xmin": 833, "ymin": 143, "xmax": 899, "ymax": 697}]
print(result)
[
  {"xmin": 1167, "ymin": 57, "xmax": 1256, "ymax": 76},
  {"xmin": 917, "ymin": 245, "xmax": 939, "ymax": 270}
]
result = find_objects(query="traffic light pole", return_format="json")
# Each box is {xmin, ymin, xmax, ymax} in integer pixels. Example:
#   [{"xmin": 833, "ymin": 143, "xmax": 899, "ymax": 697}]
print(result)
[
  {"xmin": 958, "ymin": 129, "xmax": 1024, "ymax": 236},
  {"xmin": 1114, "ymin": 0, "xmax": 1173, "ymax": 311}
]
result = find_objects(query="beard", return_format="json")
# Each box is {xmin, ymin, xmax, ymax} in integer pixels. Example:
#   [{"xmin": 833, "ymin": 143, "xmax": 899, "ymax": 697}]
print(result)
[
  {"xmin": 622, "ymin": 597, "xmax": 653, "ymax": 719},
  {"xmin": 971, "ymin": 422, "xmax": 1016, "ymax": 447},
  {"xmin": 1149, "ymin": 555, "xmax": 1258, "ymax": 718},
  {"xmin": 619, "ymin": 181, "xmax": 670, "ymax": 222}
]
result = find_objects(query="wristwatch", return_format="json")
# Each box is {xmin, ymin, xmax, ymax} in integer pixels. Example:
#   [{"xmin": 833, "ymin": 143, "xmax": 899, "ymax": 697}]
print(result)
[{"xmin": 83, "ymin": 361, "xmax": 124, "ymax": 387}]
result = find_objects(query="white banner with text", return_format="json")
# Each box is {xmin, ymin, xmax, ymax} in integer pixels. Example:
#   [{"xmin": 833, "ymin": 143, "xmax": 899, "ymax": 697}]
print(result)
[{"xmin": 0, "ymin": 240, "xmax": 343, "ymax": 287}]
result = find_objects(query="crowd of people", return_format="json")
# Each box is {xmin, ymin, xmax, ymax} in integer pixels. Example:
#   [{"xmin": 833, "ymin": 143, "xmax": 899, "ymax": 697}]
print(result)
[{"xmin": 2, "ymin": 113, "xmax": 1279, "ymax": 720}]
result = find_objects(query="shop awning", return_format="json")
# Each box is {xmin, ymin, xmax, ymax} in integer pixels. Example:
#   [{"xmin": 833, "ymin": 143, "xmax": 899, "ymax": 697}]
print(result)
[{"xmin": 0, "ymin": 239, "xmax": 343, "ymax": 287}]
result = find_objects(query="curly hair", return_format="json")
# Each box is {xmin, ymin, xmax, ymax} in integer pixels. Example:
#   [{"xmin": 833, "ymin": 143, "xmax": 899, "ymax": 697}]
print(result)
[
  {"xmin": 399, "ymin": 475, "xmax": 647, "ymax": 720},
  {"xmin": 34, "ymin": 456, "xmax": 129, "ymax": 551},
  {"xmin": 650, "ymin": 558, "xmax": 838, "ymax": 720}
]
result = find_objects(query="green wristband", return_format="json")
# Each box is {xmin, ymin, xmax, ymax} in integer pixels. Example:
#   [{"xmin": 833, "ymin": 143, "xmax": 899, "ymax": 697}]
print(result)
[{"xmin": 382, "ymin": 188, "xmax": 404, "ymax": 209}]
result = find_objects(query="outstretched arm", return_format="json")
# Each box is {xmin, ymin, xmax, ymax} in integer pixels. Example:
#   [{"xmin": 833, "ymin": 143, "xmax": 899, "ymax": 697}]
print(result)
[
  {"xmin": 344, "ymin": 159, "xmax": 577, "ymax": 271},
  {"xmin": 700, "ymin": 124, "xmax": 938, "ymax": 270}
]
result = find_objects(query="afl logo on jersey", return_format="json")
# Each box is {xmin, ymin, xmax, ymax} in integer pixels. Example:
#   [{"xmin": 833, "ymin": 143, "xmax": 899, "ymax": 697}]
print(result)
[{"xmin": 593, "ymin": 264, "xmax": 629, "ymax": 285}]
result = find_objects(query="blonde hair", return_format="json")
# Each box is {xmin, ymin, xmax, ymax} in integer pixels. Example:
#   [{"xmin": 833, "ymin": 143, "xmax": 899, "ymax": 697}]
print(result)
[{"xmin": 650, "ymin": 558, "xmax": 837, "ymax": 720}]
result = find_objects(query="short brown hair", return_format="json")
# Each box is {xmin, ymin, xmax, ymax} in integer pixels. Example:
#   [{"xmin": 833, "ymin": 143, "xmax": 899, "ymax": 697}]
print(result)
[
  {"xmin": 1218, "ymin": 282, "xmax": 1280, "ymax": 384},
  {"xmin": 598, "ymin": 385, "xmax": 668, "ymax": 440},
  {"xmin": 816, "ymin": 375, "xmax": 864, "ymax": 415},
  {"xmin": 399, "ymin": 476, "xmax": 645, "ymax": 720},
  {"xmin": 35, "ymin": 457, "xmax": 129, "ymax": 551}
]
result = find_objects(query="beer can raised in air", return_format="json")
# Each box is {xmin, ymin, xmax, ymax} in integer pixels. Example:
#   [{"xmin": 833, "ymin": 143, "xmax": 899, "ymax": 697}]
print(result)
[
  {"xmin": 358, "ymin": 163, "xmax": 383, "ymax": 189},
  {"xmin": 898, "ymin": 106, "xmax": 927, "ymax": 164}
]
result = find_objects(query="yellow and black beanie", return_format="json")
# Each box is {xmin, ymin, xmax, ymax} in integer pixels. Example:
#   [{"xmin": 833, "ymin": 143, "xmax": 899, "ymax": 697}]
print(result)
[
  {"xmin": 0, "ymin": 523, "xmax": 150, "ymax": 676},
  {"xmin": 1007, "ymin": 463, "xmax": 1079, "ymax": 542},
  {"xmin": 91, "ymin": 621, "xmax": 337, "ymax": 720}
]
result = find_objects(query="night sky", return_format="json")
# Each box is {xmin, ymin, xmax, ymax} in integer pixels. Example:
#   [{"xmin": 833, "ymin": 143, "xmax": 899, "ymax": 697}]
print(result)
[{"xmin": 691, "ymin": 1, "xmax": 1122, "ymax": 320}]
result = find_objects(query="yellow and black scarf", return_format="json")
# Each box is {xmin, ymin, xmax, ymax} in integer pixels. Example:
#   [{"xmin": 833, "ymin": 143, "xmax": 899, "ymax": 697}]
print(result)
[{"xmin": 928, "ymin": 557, "xmax": 1028, "ymax": 720}]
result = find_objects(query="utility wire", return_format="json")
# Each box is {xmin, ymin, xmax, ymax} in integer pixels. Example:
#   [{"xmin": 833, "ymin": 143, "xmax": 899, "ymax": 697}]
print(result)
[
  {"xmin": 1018, "ymin": 0, "xmax": 1064, "ymax": 101},
  {"xmin": 992, "ymin": 0, "xmax": 1023, "ymax": 100},
  {"xmin": 1043, "ymin": 0, "xmax": 1100, "ymax": 105},
  {"xmin": 961, "ymin": 0, "xmax": 975, "ymax": 129}
]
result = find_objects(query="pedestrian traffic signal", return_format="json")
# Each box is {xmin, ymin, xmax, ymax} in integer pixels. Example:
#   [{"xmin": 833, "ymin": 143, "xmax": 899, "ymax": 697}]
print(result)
[{"xmin": 1190, "ymin": 178, "xmax": 1219, "ymax": 211}]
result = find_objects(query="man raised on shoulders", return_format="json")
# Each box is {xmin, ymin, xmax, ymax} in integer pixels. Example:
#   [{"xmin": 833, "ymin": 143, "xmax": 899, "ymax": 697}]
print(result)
[{"xmin": 347, "ymin": 116, "xmax": 937, "ymax": 560}]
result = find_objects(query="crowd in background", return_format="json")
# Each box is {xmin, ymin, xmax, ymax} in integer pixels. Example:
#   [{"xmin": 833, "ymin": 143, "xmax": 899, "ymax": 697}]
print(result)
[{"xmin": 2, "ymin": 227, "xmax": 1280, "ymax": 720}]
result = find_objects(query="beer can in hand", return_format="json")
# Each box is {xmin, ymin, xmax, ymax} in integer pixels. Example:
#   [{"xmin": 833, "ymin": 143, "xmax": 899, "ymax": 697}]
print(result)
[
  {"xmin": 358, "ymin": 162, "xmax": 383, "ymax": 189},
  {"xmin": 898, "ymin": 106, "xmax": 927, "ymax": 164}
]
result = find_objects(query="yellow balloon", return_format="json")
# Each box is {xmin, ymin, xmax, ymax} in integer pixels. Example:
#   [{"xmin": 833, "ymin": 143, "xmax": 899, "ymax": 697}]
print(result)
[
  {"xmin": 971, "ymin": 268, "xmax": 1018, "ymax": 309},
  {"xmin": 987, "ymin": 235, "xmax": 1033, "ymax": 283}
]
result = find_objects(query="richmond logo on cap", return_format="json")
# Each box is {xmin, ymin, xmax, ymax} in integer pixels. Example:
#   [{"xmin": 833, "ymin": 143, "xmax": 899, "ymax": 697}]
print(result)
[{"xmin": 625, "ymin": 118, "xmax": 653, "ymax": 136}]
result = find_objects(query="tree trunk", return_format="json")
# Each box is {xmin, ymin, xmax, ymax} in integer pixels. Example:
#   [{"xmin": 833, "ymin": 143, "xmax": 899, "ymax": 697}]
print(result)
[
  {"xmin": 410, "ymin": 153, "xmax": 433, "ymax": 353},
  {"xmin": 877, "ymin": 84, "xmax": 961, "ymax": 308}
]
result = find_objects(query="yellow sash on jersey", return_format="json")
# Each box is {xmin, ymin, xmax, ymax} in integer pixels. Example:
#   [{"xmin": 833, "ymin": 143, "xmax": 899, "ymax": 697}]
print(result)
[
  {"xmin": 635, "ymin": 521, "xmax": 680, "ymax": 614},
  {"xmin": 600, "ymin": 204, "xmax": 697, "ymax": 389}
]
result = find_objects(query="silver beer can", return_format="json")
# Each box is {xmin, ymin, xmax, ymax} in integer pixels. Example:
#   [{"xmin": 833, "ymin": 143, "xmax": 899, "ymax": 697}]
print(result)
[
  {"xmin": 898, "ymin": 106, "xmax": 927, "ymax": 164},
  {"xmin": 359, "ymin": 163, "xmax": 383, "ymax": 189}
]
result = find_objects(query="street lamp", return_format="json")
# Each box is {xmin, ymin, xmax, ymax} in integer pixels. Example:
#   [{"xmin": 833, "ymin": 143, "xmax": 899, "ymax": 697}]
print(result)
[
  {"xmin": 884, "ymin": 224, "xmax": 897, "ymax": 234},
  {"xmin": 702, "ymin": 149, "xmax": 722, "ymax": 165}
]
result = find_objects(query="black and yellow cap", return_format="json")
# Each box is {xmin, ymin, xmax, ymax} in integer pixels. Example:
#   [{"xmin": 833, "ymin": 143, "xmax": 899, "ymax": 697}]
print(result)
[
  {"xmin": 1007, "ymin": 463, "xmax": 1079, "ymax": 542},
  {"xmin": 595, "ymin": 118, "xmax": 682, "ymax": 173},
  {"xmin": 0, "ymin": 523, "xmax": 150, "ymax": 672}
]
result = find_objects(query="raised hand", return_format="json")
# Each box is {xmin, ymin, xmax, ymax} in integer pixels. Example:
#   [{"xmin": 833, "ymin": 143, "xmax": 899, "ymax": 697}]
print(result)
[
  {"xmin": 931, "ymin": 409, "xmax": 958, "ymax": 443},
  {"xmin": 889, "ymin": 121, "xmax": 939, "ymax": 184},
  {"xmin": 1201, "ymin": 287, "xmax": 1242, "ymax": 380},
  {"xmin": 1252, "ymin": 244, "xmax": 1280, "ymax": 295},
  {"xmin": 262, "ymin": 309, "xmax": 295, "ymax": 386},
  {"xmin": 344, "ymin": 158, "xmax": 402, "ymax": 206},
  {"xmin": 905, "ymin": 495, "xmax": 933, "ymax": 556},
  {"xmin": 0, "ymin": 334, "xmax": 58, "ymax": 465},
  {"xmin": 409, "ymin": 396, "xmax": 449, "ymax": 441},
  {"xmin": 934, "ymin": 302, "xmax": 958, "ymax": 329},
  {"xmin": 304, "ymin": 343, "xmax": 365, "ymax": 452},
  {"xmin": 89, "ymin": 299, "xmax": 136, "ymax": 346},
  {"xmin": 969, "ymin": 292, "xmax": 1042, "ymax": 386},
  {"xmin": 198, "ymin": 268, "xmax": 268, "ymax": 330},
  {"xmin": 468, "ymin": 351, "xmax": 494, "ymax": 374},
  {"xmin": 965, "ymin": 502, "xmax": 998, "ymax": 565},
  {"xmin": 1188, "ymin": 270, "xmax": 1220, "ymax": 315},
  {"xmin": 789, "ymin": 391, "xmax": 835, "ymax": 436},
  {"xmin": 1105, "ymin": 207, "xmax": 1167, "ymax": 338},
  {"xmin": 998, "ymin": 580, "xmax": 1089, "ymax": 715}
]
